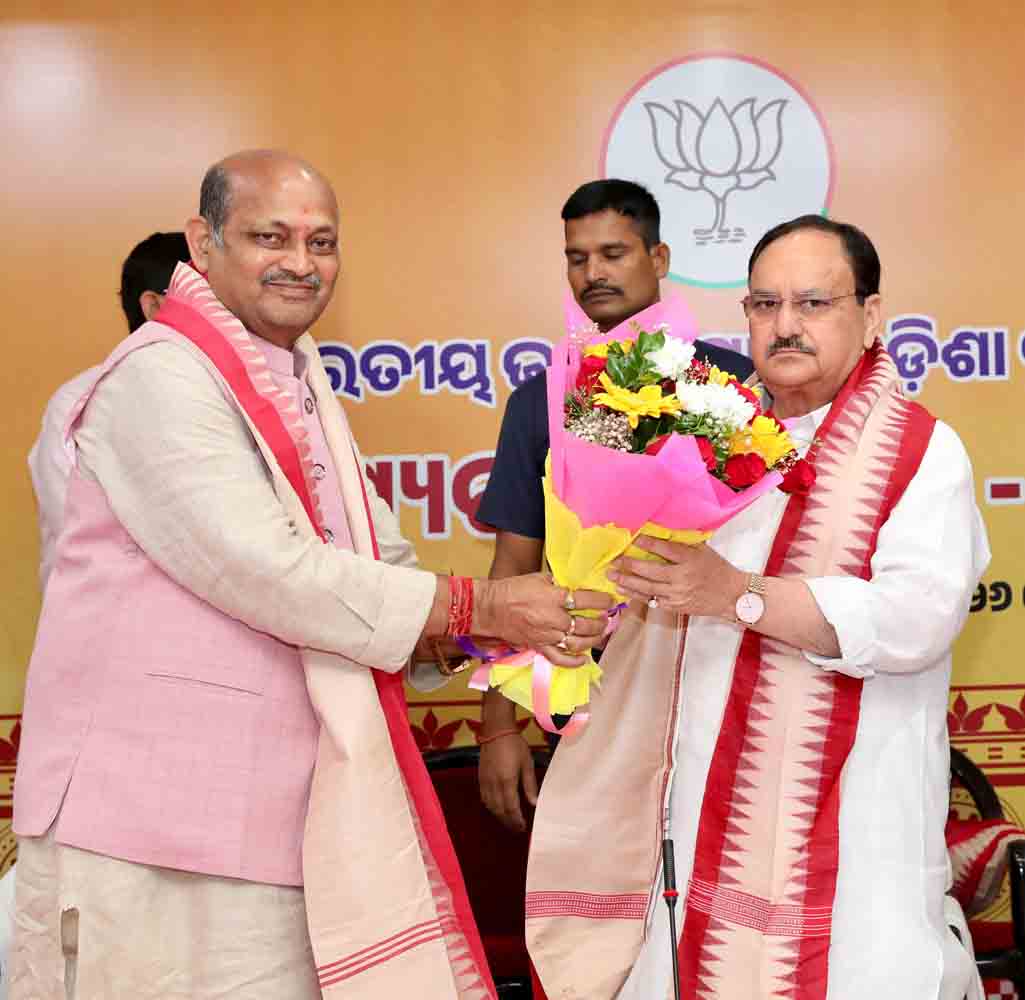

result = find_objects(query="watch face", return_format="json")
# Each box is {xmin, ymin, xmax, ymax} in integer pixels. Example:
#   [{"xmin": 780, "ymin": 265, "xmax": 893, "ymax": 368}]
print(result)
[{"xmin": 736, "ymin": 592, "xmax": 765, "ymax": 625}]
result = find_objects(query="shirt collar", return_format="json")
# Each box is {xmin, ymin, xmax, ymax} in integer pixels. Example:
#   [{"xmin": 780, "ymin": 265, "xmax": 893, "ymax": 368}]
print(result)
[
  {"xmin": 252, "ymin": 335, "xmax": 308, "ymax": 380},
  {"xmin": 782, "ymin": 401, "xmax": 831, "ymax": 451}
]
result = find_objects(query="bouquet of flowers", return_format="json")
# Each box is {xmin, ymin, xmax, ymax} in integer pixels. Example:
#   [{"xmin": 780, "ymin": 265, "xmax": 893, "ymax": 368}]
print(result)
[{"xmin": 474, "ymin": 297, "xmax": 814, "ymax": 735}]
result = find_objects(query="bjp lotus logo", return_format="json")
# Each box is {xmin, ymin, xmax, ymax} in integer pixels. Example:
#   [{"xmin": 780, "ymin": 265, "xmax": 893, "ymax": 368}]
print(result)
[
  {"xmin": 646, "ymin": 97, "xmax": 787, "ymax": 245},
  {"xmin": 603, "ymin": 56, "xmax": 833, "ymax": 287}
]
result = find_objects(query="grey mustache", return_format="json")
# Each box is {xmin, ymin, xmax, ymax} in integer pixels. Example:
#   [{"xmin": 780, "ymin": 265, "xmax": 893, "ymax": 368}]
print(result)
[
  {"xmin": 262, "ymin": 270, "xmax": 322, "ymax": 290},
  {"xmin": 768, "ymin": 336, "xmax": 815, "ymax": 357}
]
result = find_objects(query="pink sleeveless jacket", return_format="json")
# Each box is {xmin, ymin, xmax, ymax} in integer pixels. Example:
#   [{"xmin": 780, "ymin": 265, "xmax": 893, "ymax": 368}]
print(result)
[
  {"xmin": 14, "ymin": 260, "xmax": 499, "ymax": 998},
  {"xmin": 15, "ymin": 330, "xmax": 332, "ymax": 887}
]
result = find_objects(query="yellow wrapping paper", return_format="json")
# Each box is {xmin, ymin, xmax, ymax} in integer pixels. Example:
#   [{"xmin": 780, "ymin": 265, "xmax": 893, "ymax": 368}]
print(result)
[{"xmin": 488, "ymin": 456, "xmax": 709, "ymax": 717}]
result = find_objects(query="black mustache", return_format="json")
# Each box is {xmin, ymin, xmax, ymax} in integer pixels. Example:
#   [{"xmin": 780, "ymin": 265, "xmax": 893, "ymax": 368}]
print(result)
[
  {"xmin": 768, "ymin": 336, "xmax": 816, "ymax": 357},
  {"xmin": 582, "ymin": 283, "xmax": 622, "ymax": 299}
]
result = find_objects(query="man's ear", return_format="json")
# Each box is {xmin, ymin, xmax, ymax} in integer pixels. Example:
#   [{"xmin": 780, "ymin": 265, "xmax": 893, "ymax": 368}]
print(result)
[
  {"xmin": 651, "ymin": 242, "xmax": 670, "ymax": 281},
  {"xmin": 862, "ymin": 293, "xmax": 883, "ymax": 347},
  {"xmin": 139, "ymin": 290, "xmax": 163, "ymax": 322},
  {"xmin": 185, "ymin": 216, "xmax": 213, "ymax": 274}
]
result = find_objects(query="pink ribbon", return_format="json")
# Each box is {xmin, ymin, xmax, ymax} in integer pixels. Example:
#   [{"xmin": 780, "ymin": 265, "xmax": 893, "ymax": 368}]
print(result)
[
  {"xmin": 460, "ymin": 605, "xmax": 625, "ymax": 736},
  {"xmin": 465, "ymin": 644, "xmax": 589, "ymax": 737},
  {"xmin": 529, "ymin": 652, "xmax": 590, "ymax": 738}
]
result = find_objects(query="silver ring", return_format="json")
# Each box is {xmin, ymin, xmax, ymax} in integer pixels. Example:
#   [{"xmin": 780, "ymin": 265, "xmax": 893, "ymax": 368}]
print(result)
[
  {"xmin": 556, "ymin": 634, "xmax": 570, "ymax": 651},
  {"xmin": 567, "ymin": 616, "xmax": 577, "ymax": 636},
  {"xmin": 648, "ymin": 596, "xmax": 659, "ymax": 609},
  {"xmin": 563, "ymin": 590, "xmax": 576, "ymax": 611}
]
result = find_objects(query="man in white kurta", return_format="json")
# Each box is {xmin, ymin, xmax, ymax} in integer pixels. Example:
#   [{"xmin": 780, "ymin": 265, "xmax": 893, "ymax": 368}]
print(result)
[
  {"xmin": 526, "ymin": 216, "xmax": 989, "ymax": 1000},
  {"xmin": 616, "ymin": 406, "xmax": 988, "ymax": 1000}
]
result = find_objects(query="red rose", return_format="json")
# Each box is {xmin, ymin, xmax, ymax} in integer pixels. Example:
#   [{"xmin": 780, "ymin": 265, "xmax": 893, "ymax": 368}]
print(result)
[
  {"xmin": 687, "ymin": 359, "xmax": 710, "ymax": 383},
  {"xmin": 575, "ymin": 355, "xmax": 607, "ymax": 392},
  {"xmin": 645, "ymin": 434, "xmax": 671, "ymax": 456},
  {"xmin": 779, "ymin": 459, "xmax": 816, "ymax": 494},
  {"xmin": 696, "ymin": 436, "xmax": 718, "ymax": 471},
  {"xmin": 723, "ymin": 452, "xmax": 767, "ymax": 488}
]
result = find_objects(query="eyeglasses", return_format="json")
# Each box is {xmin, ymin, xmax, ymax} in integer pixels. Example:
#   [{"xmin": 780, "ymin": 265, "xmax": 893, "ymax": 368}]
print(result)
[{"xmin": 742, "ymin": 292, "xmax": 862, "ymax": 324}]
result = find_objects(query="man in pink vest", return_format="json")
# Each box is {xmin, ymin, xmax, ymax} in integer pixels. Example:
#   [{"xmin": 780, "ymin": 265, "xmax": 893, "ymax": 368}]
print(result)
[{"xmin": 10, "ymin": 149, "xmax": 610, "ymax": 1000}]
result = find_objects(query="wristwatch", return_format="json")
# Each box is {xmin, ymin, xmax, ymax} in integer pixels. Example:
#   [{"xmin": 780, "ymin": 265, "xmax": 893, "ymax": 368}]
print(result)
[{"xmin": 735, "ymin": 573, "xmax": 768, "ymax": 626}]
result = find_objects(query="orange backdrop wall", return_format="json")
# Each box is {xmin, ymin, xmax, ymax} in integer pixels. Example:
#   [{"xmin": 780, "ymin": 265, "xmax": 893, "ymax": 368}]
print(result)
[{"xmin": 2, "ymin": 3, "xmax": 1022, "ymax": 928}]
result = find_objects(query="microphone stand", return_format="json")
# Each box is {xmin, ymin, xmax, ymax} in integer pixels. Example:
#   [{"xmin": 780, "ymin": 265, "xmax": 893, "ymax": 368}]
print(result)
[{"xmin": 662, "ymin": 838, "xmax": 682, "ymax": 1000}]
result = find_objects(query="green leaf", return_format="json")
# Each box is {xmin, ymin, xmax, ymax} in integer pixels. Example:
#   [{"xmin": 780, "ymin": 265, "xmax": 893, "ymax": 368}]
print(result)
[
  {"xmin": 605, "ymin": 352, "xmax": 630, "ymax": 386},
  {"xmin": 635, "ymin": 329, "xmax": 665, "ymax": 355}
]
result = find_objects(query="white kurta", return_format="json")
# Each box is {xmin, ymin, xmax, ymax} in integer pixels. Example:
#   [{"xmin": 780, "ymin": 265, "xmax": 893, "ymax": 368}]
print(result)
[{"xmin": 618, "ymin": 405, "xmax": 990, "ymax": 1000}]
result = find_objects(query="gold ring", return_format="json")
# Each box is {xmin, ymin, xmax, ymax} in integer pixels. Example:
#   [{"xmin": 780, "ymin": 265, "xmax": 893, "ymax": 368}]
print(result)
[
  {"xmin": 567, "ymin": 616, "xmax": 577, "ymax": 636},
  {"xmin": 648, "ymin": 596, "xmax": 659, "ymax": 609},
  {"xmin": 563, "ymin": 590, "xmax": 576, "ymax": 611},
  {"xmin": 556, "ymin": 634, "xmax": 570, "ymax": 651}
]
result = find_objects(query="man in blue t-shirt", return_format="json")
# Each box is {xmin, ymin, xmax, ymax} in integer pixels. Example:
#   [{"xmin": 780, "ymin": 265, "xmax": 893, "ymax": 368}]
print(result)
[{"xmin": 475, "ymin": 180, "xmax": 754, "ymax": 830}]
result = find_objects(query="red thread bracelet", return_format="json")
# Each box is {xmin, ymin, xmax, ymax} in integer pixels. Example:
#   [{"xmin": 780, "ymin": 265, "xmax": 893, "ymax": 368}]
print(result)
[{"xmin": 446, "ymin": 576, "xmax": 474, "ymax": 636}]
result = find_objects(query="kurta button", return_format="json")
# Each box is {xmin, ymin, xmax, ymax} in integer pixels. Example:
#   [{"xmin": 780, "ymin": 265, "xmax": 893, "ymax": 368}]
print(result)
[
  {"xmin": 312, "ymin": 463, "xmax": 326, "ymax": 480},
  {"xmin": 323, "ymin": 528, "xmax": 334, "ymax": 542},
  {"xmin": 304, "ymin": 397, "xmax": 315, "ymax": 413}
]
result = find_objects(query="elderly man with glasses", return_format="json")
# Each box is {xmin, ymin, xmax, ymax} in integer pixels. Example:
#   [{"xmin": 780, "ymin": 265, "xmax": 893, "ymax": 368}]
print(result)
[{"xmin": 526, "ymin": 215, "xmax": 990, "ymax": 1000}]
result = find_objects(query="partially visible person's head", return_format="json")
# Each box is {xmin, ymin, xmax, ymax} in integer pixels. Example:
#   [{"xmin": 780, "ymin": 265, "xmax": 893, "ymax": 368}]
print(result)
[
  {"xmin": 561, "ymin": 179, "xmax": 669, "ymax": 331},
  {"xmin": 744, "ymin": 215, "xmax": 882, "ymax": 418},
  {"xmin": 119, "ymin": 232, "xmax": 191, "ymax": 332},
  {"xmin": 186, "ymin": 150, "xmax": 340, "ymax": 349}
]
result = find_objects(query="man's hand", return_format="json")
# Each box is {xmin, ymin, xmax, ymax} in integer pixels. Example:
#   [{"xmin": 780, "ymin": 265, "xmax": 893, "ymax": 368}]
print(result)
[
  {"xmin": 607, "ymin": 535, "xmax": 841, "ymax": 656},
  {"xmin": 477, "ymin": 531, "xmax": 545, "ymax": 830},
  {"xmin": 478, "ymin": 695, "xmax": 538, "ymax": 833},
  {"xmin": 606, "ymin": 535, "xmax": 745, "ymax": 617},
  {"xmin": 477, "ymin": 574, "xmax": 613, "ymax": 664}
]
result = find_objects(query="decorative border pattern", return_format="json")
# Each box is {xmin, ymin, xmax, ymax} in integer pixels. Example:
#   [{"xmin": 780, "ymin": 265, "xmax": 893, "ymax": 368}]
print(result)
[
  {"xmin": 687, "ymin": 878, "xmax": 832, "ymax": 938},
  {"xmin": 950, "ymin": 685, "xmax": 1025, "ymax": 786},
  {"xmin": 317, "ymin": 916, "xmax": 457, "ymax": 988},
  {"xmin": 525, "ymin": 890, "xmax": 648, "ymax": 921}
]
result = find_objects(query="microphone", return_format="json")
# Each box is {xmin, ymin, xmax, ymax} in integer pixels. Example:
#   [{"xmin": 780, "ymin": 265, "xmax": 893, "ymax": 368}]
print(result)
[{"xmin": 662, "ymin": 838, "xmax": 682, "ymax": 1000}]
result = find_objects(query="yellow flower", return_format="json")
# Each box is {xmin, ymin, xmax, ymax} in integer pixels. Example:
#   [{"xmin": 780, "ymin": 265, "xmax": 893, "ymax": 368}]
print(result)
[
  {"xmin": 730, "ymin": 414, "xmax": 795, "ymax": 467},
  {"xmin": 583, "ymin": 338, "xmax": 635, "ymax": 359},
  {"xmin": 706, "ymin": 365, "xmax": 737, "ymax": 387},
  {"xmin": 592, "ymin": 372, "xmax": 682, "ymax": 429}
]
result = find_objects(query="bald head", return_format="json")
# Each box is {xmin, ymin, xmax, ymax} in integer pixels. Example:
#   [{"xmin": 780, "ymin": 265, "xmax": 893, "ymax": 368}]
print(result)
[
  {"xmin": 186, "ymin": 149, "xmax": 341, "ymax": 349},
  {"xmin": 200, "ymin": 150, "xmax": 338, "ymax": 247}
]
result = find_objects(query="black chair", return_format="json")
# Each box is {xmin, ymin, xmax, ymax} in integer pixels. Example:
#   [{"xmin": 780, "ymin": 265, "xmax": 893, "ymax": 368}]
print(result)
[
  {"xmin": 950, "ymin": 746, "xmax": 1025, "ymax": 994},
  {"xmin": 424, "ymin": 745, "xmax": 551, "ymax": 1000}
]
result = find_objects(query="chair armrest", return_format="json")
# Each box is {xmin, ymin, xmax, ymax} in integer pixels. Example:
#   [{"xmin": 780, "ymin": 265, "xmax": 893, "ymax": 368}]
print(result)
[{"xmin": 1007, "ymin": 839, "xmax": 1025, "ymax": 954}]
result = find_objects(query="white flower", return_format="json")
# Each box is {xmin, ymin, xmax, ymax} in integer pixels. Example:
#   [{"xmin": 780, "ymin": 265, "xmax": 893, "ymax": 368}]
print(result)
[
  {"xmin": 675, "ymin": 380, "xmax": 756, "ymax": 429},
  {"xmin": 648, "ymin": 337, "xmax": 696, "ymax": 380}
]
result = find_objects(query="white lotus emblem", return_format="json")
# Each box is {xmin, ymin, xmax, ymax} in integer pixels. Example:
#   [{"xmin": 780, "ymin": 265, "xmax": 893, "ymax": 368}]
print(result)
[{"xmin": 646, "ymin": 97, "xmax": 787, "ymax": 245}]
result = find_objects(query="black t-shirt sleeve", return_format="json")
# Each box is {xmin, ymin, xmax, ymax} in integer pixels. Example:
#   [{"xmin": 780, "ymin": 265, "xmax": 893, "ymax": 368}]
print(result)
[
  {"xmin": 693, "ymin": 340, "xmax": 756, "ymax": 381},
  {"xmin": 475, "ymin": 371, "xmax": 550, "ymax": 539}
]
